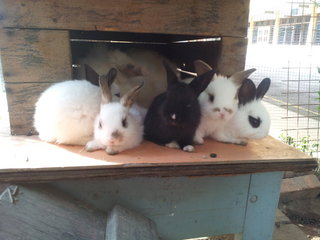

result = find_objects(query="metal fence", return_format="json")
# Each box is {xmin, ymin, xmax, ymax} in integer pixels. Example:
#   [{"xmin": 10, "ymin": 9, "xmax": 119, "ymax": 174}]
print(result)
[{"xmin": 246, "ymin": 0, "xmax": 320, "ymax": 159}]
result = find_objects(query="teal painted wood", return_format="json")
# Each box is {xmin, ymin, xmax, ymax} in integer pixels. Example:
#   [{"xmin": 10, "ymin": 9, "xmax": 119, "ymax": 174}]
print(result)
[
  {"xmin": 239, "ymin": 172, "xmax": 284, "ymax": 240},
  {"xmin": 52, "ymin": 175, "xmax": 251, "ymax": 240}
]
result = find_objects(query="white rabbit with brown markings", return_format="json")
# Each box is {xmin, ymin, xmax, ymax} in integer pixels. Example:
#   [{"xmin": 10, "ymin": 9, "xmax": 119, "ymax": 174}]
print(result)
[{"xmin": 85, "ymin": 69, "xmax": 146, "ymax": 155}]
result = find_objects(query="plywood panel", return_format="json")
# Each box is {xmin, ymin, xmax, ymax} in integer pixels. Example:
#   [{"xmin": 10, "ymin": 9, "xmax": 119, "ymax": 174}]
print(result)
[
  {"xmin": 0, "ymin": 135, "xmax": 316, "ymax": 182},
  {"xmin": 0, "ymin": 0, "xmax": 249, "ymax": 37}
]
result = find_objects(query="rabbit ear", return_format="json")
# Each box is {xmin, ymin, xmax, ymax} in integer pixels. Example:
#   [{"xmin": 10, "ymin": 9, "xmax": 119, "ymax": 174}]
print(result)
[
  {"xmin": 231, "ymin": 68, "xmax": 256, "ymax": 86},
  {"xmin": 256, "ymin": 78, "xmax": 271, "ymax": 99},
  {"xmin": 120, "ymin": 82, "xmax": 144, "ymax": 109},
  {"xmin": 194, "ymin": 60, "xmax": 212, "ymax": 75},
  {"xmin": 189, "ymin": 69, "xmax": 215, "ymax": 96},
  {"xmin": 99, "ymin": 68, "xmax": 117, "ymax": 104},
  {"xmin": 85, "ymin": 64, "xmax": 99, "ymax": 86},
  {"xmin": 163, "ymin": 60, "xmax": 178, "ymax": 88},
  {"xmin": 238, "ymin": 79, "xmax": 256, "ymax": 105}
]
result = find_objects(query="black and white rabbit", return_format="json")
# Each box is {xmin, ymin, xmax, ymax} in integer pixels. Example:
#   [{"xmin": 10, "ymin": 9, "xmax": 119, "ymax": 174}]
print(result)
[
  {"xmin": 213, "ymin": 78, "xmax": 271, "ymax": 145},
  {"xmin": 144, "ymin": 61, "xmax": 215, "ymax": 152},
  {"xmin": 192, "ymin": 60, "xmax": 256, "ymax": 144}
]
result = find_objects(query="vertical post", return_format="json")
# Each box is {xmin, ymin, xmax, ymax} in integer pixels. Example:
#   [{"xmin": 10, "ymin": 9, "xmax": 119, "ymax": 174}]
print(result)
[
  {"xmin": 306, "ymin": 3, "xmax": 318, "ymax": 45},
  {"xmin": 273, "ymin": 11, "xmax": 280, "ymax": 45},
  {"xmin": 236, "ymin": 172, "xmax": 283, "ymax": 240}
]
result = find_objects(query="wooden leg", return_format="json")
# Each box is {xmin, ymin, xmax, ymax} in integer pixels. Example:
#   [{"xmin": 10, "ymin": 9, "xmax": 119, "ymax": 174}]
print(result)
[{"xmin": 237, "ymin": 172, "xmax": 284, "ymax": 240}]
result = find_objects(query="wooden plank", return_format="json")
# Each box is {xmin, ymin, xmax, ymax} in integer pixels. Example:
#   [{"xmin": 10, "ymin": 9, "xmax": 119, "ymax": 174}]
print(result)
[
  {"xmin": 217, "ymin": 37, "xmax": 248, "ymax": 75},
  {"xmin": 0, "ymin": 135, "xmax": 316, "ymax": 182},
  {"xmin": 0, "ymin": 29, "xmax": 72, "ymax": 134},
  {"xmin": 52, "ymin": 175, "xmax": 250, "ymax": 239},
  {"xmin": 0, "ymin": 184, "xmax": 107, "ymax": 240},
  {"xmin": 4, "ymin": 82, "xmax": 52, "ymax": 135},
  {"xmin": 0, "ymin": 0, "xmax": 249, "ymax": 37},
  {"xmin": 237, "ymin": 172, "xmax": 283, "ymax": 240},
  {"xmin": 0, "ymin": 29, "xmax": 72, "ymax": 83}
]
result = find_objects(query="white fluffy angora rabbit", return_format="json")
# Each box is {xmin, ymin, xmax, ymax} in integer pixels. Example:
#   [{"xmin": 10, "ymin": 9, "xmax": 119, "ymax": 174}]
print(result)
[
  {"xmin": 85, "ymin": 70, "xmax": 146, "ymax": 155},
  {"xmin": 33, "ymin": 66, "xmax": 108, "ymax": 145},
  {"xmin": 192, "ymin": 60, "xmax": 256, "ymax": 144},
  {"xmin": 213, "ymin": 78, "xmax": 271, "ymax": 145}
]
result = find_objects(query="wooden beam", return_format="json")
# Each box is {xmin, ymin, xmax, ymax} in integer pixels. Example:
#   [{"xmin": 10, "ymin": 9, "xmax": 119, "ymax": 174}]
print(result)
[
  {"xmin": 217, "ymin": 37, "xmax": 248, "ymax": 75},
  {"xmin": 0, "ymin": 0, "xmax": 249, "ymax": 37}
]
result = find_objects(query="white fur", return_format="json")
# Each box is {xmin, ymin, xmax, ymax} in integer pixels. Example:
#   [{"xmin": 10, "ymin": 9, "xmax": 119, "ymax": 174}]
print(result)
[
  {"xmin": 85, "ymin": 103, "xmax": 146, "ymax": 155},
  {"xmin": 34, "ymin": 80, "xmax": 100, "ymax": 145},
  {"xmin": 213, "ymin": 100, "xmax": 271, "ymax": 145},
  {"xmin": 194, "ymin": 74, "xmax": 239, "ymax": 144}
]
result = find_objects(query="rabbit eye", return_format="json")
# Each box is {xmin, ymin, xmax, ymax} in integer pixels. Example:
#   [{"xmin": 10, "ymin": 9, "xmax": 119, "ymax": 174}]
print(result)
[
  {"xmin": 170, "ymin": 113, "xmax": 176, "ymax": 120},
  {"xmin": 122, "ymin": 118, "xmax": 128, "ymax": 128},
  {"xmin": 115, "ymin": 93, "xmax": 120, "ymax": 98},
  {"xmin": 186, "ymin": 104, "xmax": 192, "ymax": 108},
  {"xmin": 249, "ymin": 116, "xmax": 261, "ymax": 128},
  {"xmin": 208, "ymin": 93, "xmax": 214, "ymax": 103},
  {"xmin": 98, "ymin": 121, "xmax": 102, "ymax": 129}
]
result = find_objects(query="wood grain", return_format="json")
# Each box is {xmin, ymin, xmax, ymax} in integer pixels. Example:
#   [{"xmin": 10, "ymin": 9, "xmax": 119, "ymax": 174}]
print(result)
[
  {"xmin": 0, "ymin": 135, "xmax": 316, "ymax": 182},
  {"xmin": 0, "ymin": 29, "xmax": 72, "ymax": 134},
  {"xmin": 217, "ymin": 37, "xmax": 248, "ymax": 75},
  {"xmin": 0, "ymin": 29, "xmax": 72, "ymax": 83},
  {"xmin": 5, "ymin": 82, "xmax": 53, "ymax": 135},
  {"xmin": 0, "ymin": 184, "xmax": 107, "ymax": 240},
  {"xmin": 0, "ymin": 0, "xmax": 249, "ymax": 37}
]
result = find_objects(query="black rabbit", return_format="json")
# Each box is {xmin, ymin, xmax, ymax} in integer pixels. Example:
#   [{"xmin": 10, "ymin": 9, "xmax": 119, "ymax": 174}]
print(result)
[{"xmin": 144, "ymin": 61, "xmax": 215, "ymax": 152}]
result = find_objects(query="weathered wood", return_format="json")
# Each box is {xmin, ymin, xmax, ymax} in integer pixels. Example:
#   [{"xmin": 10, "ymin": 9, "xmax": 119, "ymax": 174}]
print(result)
[
  {"xmin": 4, "ymin": 82, "xmax": 52, "ymax": 135},
  {"xmin": 0, "ymin": 29, "xmax": 72, "ymax": 134},
  {"xmin": 0, "ymin": 135, "xmax": 316, "ymax": 182},
  {"xmin": 106, "ymin": 205, "xmax": 160, "ymax": 240},
  {"xmin": 238, "ymin": 172, "xmax": 283, "ymax": 240},
  {"xmin": 0, "ymin": 29, "xmax": 72, "ymax": 83},
  {"xmin": 0, "ymin": 184, "xmax": 107, "ymax": 240},
  {"xmin": 53, "ymin": 175, "xmax": 251, "ymax": 239},
  {"xmin": 0, "ymin": 0, "xmax": 249, "ymax": 37},
  {"xmin": 217, "ymin": 37, "xmax": 248, "ymax": 75}
]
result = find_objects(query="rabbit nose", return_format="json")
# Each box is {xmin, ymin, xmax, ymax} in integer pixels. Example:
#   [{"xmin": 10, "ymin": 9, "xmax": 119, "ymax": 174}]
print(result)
[{"xmin": 219, "ymin": 112, "xmax": 225, "ymax": 119}]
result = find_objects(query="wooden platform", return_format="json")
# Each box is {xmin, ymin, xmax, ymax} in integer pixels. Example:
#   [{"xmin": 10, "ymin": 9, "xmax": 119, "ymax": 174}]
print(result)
[{"xmin": 0, "ymin": 135, "xmax": 316, "ymax": 183}]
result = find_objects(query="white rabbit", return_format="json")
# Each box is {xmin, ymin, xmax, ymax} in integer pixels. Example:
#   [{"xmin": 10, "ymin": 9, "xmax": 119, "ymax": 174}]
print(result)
[
  {"xmin": 76, "ymin": 44, "xmax": 176, "ymax": 108},
  {"xmin": 33, "ymin": 66, "xmax": 119, "ymax": 145},
  {"xmin": 213, "ymin": 78, "xmax": 271, "ymax": 145},
  {"xmin": 193, "ymin": 60, "xmax": 256, "ymax": 144},
  {"xmin": 85, "ymin": 69, "xmax": 146, "ymax": 155}
]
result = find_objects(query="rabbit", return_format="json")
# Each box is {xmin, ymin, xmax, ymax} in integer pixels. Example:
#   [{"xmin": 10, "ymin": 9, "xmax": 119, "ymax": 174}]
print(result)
[
  {"xmin": 33, "ymin": 66, "xmax": 119, "ymax": 146},
  {"xmin": 213, "ymin": 78, "xmax": 271, "ymax": 145},
  {"xmin": 144, "ymin": 61, "xmax": 215, "ymax": 152},
  {"xmin": 76, "ymin": 44, "xmax": 176, "ymax": 108},
  {"xmin": 192, "ymin": 60, "xmax": 256, "ymax": 144},
  {"xmin": 85, "ymin": 69, "xmax": 146, "ymax": 155}
]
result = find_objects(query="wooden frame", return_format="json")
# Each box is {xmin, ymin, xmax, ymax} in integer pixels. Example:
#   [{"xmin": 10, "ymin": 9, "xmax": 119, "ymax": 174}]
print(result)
[{"xmin": 0, "ymin": 0, "xmax": 248, "ymax": 135}]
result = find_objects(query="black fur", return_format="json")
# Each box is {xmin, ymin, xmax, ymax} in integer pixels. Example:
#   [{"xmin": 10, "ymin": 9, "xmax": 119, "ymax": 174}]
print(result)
[{"xmin": 144, "ymin": 61, "xmax": 215, "ymax": 149}]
